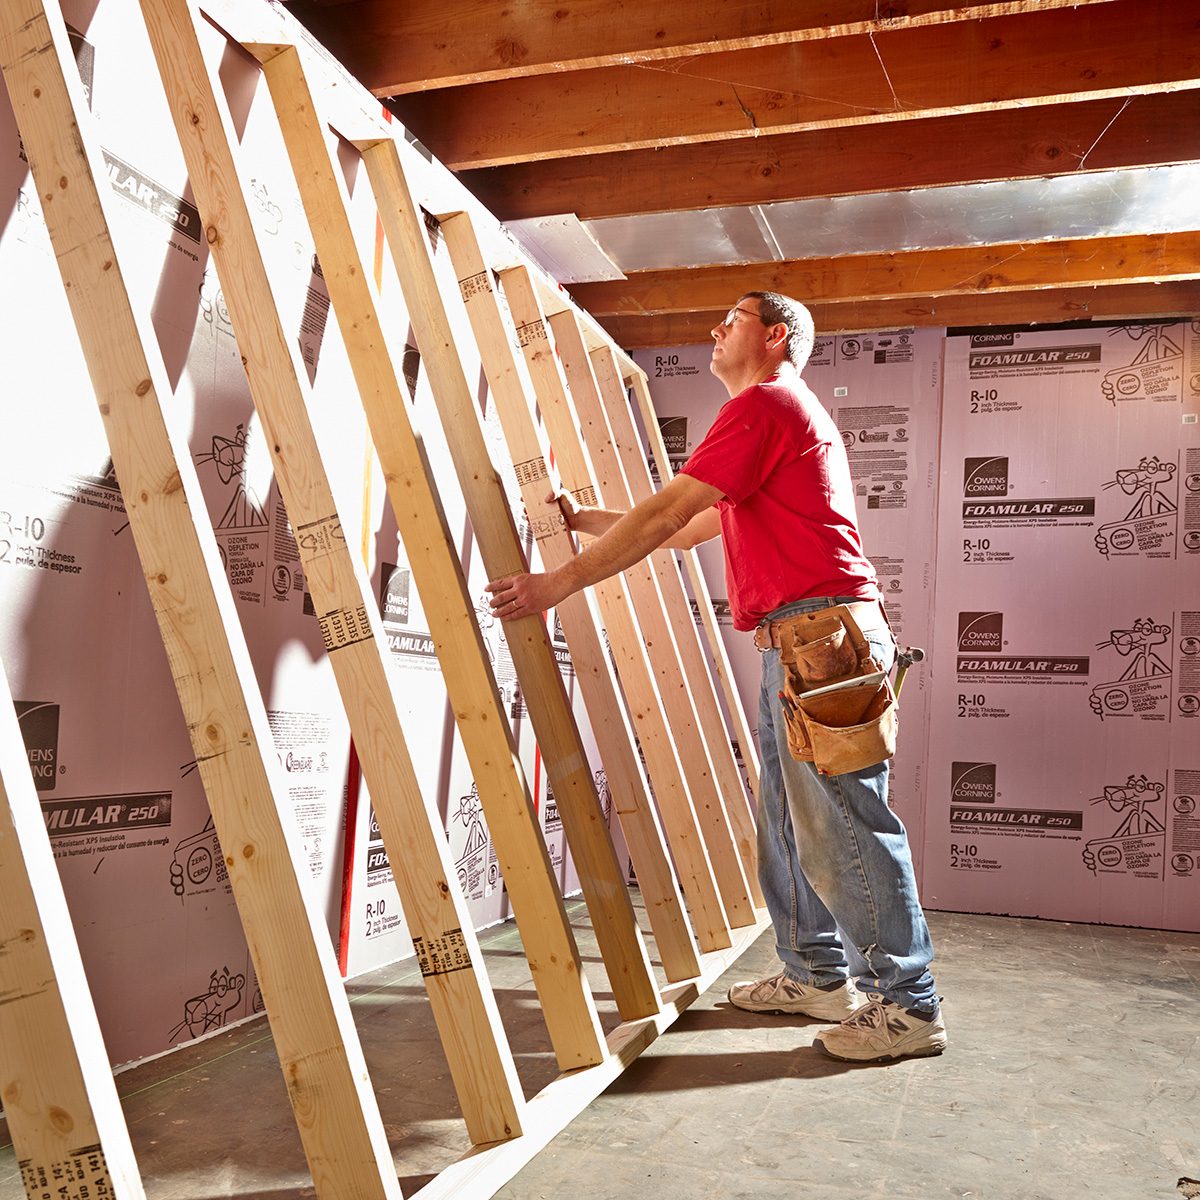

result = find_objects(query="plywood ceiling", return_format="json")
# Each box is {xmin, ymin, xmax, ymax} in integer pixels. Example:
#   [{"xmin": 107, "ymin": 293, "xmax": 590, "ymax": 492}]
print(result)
[{"xmin": 288, "ymin": 0, "xmax": 1200, "ymax": 346}]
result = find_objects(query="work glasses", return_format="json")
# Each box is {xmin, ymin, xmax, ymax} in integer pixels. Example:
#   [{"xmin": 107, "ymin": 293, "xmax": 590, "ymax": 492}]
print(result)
[{"xmin": 722, "ymin": 304, "xmax": 763, "ymax": 326}]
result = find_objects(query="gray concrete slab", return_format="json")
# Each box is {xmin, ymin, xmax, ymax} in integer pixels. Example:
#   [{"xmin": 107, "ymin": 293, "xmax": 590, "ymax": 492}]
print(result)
[{"xmin": 0, "ymin": 908, "xmax": 1196, "ymax": 1200}]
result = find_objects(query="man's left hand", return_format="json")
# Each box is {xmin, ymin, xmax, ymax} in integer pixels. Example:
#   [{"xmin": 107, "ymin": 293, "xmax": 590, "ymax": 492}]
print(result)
[{"xmin": 486, "ymin": 570, "xmax": 565, "ymax": 621}]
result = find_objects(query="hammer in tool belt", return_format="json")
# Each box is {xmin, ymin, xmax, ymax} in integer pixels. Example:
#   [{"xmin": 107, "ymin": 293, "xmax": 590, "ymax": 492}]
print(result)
[{"xmin": 893, "ymin": 646, "xmax": 925, "ymax": 696}]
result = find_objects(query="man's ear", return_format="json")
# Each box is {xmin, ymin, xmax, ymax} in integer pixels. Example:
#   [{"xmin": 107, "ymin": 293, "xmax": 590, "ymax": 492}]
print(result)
[{"xmin": 770, "ymin": 322, "xmax": 789, "ymax": 349}]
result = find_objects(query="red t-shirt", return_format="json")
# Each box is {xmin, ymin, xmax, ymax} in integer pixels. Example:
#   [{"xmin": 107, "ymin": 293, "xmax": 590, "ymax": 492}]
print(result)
[{"xmin": 680, "ymin": 373, "xmax": 878, "ymax": 630}]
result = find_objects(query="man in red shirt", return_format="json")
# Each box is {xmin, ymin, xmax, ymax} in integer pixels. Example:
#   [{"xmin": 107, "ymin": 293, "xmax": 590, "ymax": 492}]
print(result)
[{"xmin": 487, "ymin": 292, "xmax": 944, "ymax": 1061}]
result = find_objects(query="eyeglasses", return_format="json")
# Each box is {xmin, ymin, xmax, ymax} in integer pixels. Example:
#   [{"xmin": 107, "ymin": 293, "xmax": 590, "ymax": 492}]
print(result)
[{"xmin": 722, "ymin": 305, "xmax": 763, "ymax": 327}]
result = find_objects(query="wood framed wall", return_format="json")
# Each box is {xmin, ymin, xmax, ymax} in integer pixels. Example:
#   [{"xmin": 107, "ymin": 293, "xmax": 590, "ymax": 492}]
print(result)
[{"xmin": 0, "ymin": 0, "xmax": 770, "ymax": 1196}]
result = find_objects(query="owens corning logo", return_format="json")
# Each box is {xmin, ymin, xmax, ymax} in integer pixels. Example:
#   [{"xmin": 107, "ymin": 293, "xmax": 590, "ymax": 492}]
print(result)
[
  {"xmin": 964, "ymin": 456, "xmax": 1009, "ymax": 497},
  {"xmin": 970, "ymin": 333, "xmax": 1014, "ymax": 347},
  {"xmin": 958, "ymin": 612, "xmax": 1003, "ymax": 652},
  {"xmin": 15, "ymin": 701, "xmax": 59, "ymax": 793},
  {"xmin": 659, "ymin": 416, "xmax": 688, "ymax": 455},
  {"xmin": 379, "ymin": 562, "xmax": 410, "ymax": 625},
  {"xmin": 951, "ymin": 762, "xmax": 996, "ymax": 804}
]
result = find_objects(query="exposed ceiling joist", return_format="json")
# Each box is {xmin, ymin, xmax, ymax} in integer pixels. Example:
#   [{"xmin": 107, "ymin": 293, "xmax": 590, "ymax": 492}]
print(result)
[
  {"xmin": 288, "ymin": 1, "xmax": 1199, "ymax": 346},
  {"xmin": 288, "ymin": 0, "xmax": 1120, "ymax": 96},
  {"xmin": 463, "ymin": 91, "xmax": 1200, "ymax": 221},
  {"xmin": 387, "ymin": 0, "xmax": 1197, "ymax": 168},
  {"xmin": 598, "ymin": 281, "xmax": 1200, "ymax": 347},
  {"xmin": 573, "ymin": 232, "xmax": 1200, "ymax": 314}
]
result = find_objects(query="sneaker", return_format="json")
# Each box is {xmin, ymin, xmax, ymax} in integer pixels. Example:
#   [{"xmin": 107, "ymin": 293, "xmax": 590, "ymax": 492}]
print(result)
[
  {"xmin": 814, "ymin": 997, "xmax": 947, "ymax": 1062},
  {"xmin": 727, "ymin": 972, "xmax": 861, "ymax": 1020}
]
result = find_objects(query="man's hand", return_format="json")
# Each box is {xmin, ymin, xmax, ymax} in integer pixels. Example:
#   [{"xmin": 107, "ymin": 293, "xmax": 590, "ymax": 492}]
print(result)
[
  {"xmin": 486, "ymin": 570, "xmax": 567, "ymax": 622},
  {"xmin": 549, "ymin": 487, "xmax": 583, "ymax": 530}
]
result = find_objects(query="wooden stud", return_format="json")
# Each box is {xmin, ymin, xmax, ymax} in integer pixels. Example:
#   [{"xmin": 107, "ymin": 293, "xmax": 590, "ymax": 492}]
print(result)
[
  {"xmin": 626, "ymin": 371, "xmax": 762, "ymax": 799},
  {"xmin": 0, "ymin": 660, "xmax": 146, "ymax": 1198},
  {"xmin": 588, "ymin": 345, "xmax": 762, "ymax": 903},
  {"xmin": 252, "ymin": 42, "xmax": 608, "ymax": 1073},
  {"xmin": 547, "ymin": 311, "xmax": 755, "ymax": 926},
  {"xmin": 0, "ymin": 3, "xmax": 406, "ymax": 1191},
  {"xmin": 138, "ymin": 0, "xmax": 525, "ymax": 1145},
  {"xmin": 499, "ymin": 264, "xmax": 734, "ymax": 952},
  {"xmin": 355, "ymin": 134, "xmax": 663, "ymax": 1020},
  {"xmin": 438, "ymin": 210, "xmax": 702, "ymax": 983}
]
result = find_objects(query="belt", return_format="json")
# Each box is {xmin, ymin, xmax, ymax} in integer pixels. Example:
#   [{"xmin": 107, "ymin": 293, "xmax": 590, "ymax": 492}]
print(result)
[{"xmin": 753, "ymin": 599, "xmax": 889, "ymax": 652}]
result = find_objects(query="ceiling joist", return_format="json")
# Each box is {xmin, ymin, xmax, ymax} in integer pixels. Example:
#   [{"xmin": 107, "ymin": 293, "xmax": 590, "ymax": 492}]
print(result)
[
  {"xmin": 387, "ymin": 0, "xmax": 1197, "ymax": 168},
  {"xmin": 287, "ymin": 1, "xmax": 1199, "ymax": 345},
  {"xmin": 598, "ymin": 281, "xmax": 1200, "ymax": 347},
  {"xmin": 463, "ymin": 91, "xmax": 1200, "ymax": 221},
  {"xmin": 573, "ymin": 232, "xmax": 1200, "ymax": 315},
  {"xmin": 289, "ymin": 0, "xmax": 1120, "ymax": 97}
]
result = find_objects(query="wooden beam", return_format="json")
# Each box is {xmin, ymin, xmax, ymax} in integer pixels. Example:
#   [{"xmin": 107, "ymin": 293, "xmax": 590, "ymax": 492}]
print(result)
[
  {"xmin": 288, "ymin": 0, "xmax": 1119, "ymax": 96},
  {"xmin": 572, "ymin": 232, "xmax": 1200, "ymax": 317},
  {"xmin": 139, "ymin": 0, "xmax": 525, "ymax": 1145},
  {"xmin": 595, "ymin": 281, "xmax": 1200, "ymax": 347},
  {"xmin": 587, "ymin": 343, "xmax": 762, "ymax": 893},
  {"xmin": 254, "ymin": 44, "xmax": 615, "ymax": 1066},
  {"xmin": 355, "ymin": 136, "xmax": 663, "ymax": 1020},
  {"xmin": 1, "ymin": 3, "xmax": 405, "ymax": 1192},
  {"xmin": 439, "ymin": 210, "xmax": 703, "ymax": 984},
  {"xmin": 548, "ymin": 310, "xmax": 756, "ymax": 925},
  {"xmin": 500, "ymin": 264, "xmax": 734, "ymax": 953},
  {"xmin": 625, "ymin": 369, "xmax": 761, "ymax": 799},
  {"xmin": 461, "ymin": 91, "xmax": 1200, "ymax": 220},
  {"xmin": 390, "ymin": 0, "xmax": 1197, "ymax": 167},
  {"xmin": 0, "ymin": 659, "xmax": 146, "ymax": 1199}
]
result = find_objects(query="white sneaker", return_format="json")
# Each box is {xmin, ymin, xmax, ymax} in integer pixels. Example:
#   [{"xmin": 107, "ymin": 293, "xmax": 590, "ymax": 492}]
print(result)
[
  {"xmin": 815, "ymin": 997, "xmax": 947, "ymax": 1061},
  {"xmin": 727, "ymin": 972, "xmax": 861, "ymax": 1020}
]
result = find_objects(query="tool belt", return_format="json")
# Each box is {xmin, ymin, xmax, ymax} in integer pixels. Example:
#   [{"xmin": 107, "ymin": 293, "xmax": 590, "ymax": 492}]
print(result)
[{"xmin": 758, "ymin": 601, "xmax": 898, "ymax": 777}]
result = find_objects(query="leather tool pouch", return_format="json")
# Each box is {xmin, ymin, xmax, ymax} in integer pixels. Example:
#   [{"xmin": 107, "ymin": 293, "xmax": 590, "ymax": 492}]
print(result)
[{"xmin": 776, "ymin": 604, "xmax": 898, "ymax": 776}]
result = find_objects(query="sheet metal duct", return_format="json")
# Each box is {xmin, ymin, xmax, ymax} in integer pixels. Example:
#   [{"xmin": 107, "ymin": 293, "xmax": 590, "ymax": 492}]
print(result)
[{"xmin": 582, "ymin": 165, "xmax": 1200, "ymax": 275}]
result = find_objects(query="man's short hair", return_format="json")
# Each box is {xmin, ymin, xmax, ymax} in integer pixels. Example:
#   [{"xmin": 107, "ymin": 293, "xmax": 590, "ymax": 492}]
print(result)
[{"xmin": 741, "ymin": 291, "xmax": 815, "ymax": 370}]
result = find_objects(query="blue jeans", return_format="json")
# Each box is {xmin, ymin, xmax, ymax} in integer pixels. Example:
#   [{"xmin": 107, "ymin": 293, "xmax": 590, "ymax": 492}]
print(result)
[{"xmin": 756, "ymin": 596, "xmax": 938, "ymax": 1013}]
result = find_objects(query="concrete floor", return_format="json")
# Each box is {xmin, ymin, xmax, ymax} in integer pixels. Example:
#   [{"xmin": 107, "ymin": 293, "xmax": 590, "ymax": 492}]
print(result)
[{"xmin": 1, "ymin": 905, "xmax": 1197, "ymax": 1200}]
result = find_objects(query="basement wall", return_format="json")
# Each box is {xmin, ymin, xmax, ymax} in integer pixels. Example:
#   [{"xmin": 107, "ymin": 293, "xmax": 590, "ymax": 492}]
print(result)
[{"xmin": 635, "ymin": 323, "xmax": 1200, "ymax": 932}]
